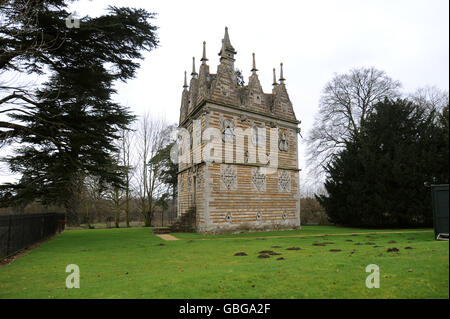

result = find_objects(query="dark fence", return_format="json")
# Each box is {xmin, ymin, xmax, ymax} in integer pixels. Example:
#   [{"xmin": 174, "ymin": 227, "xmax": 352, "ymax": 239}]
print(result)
[{"xmin": 0, "ymin": 213, "xmax": 65, "ymax": 260}]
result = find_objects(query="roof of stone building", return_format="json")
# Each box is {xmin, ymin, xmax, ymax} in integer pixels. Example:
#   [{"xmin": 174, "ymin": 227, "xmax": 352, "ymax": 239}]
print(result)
[{"xmin": 180, "ymin": 27, "xmax": 298, "ymax": 124}]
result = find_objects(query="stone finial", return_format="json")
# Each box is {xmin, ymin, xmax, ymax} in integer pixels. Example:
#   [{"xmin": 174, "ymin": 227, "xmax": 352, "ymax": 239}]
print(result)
[
  {"xmin": 183, "ymin": 71, "xmax": 188, "ymax": 89},
  {"xmin": 219, "ymin": 26, "xmax": 237, "ymax": 57},
  {"xmin": 201, "ymin": 41, "xmax": 208, "ymax": 64},
  {"xmin": 223, "ymin": 27, "xmax": 235, "ymax": 52},
  {"xmin": 191, "ymin": 57, "xmax": 198, "ymax": 77},
  {"xmin": 272, "ymin": 68, "xmax": 278, "ymax": 86},
  {"xmin": 279, "ymin": 62, "xmax": 286, "ymax": 83},
  {"xmin": 251, "ymin": 53, "xmax": 258, "ymax": 73}
]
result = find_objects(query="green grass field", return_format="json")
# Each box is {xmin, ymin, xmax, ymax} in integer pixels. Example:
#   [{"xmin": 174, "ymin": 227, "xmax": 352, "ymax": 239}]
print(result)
[{"xmin": 0, "ymin": 226, "xmax": 448, "ymax": 298}]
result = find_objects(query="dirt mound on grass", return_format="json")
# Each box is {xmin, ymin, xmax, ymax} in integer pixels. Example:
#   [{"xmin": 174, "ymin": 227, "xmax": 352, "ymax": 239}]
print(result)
[
  {"xmin": 387, "ymin": 247, "xmax": 399, "ymax": 252},
  {"xmin": 234, "ymin": 252, "xmax": 248, "ymax": 256},
  {"xmin": 286, "ymin": 247, "xmax": 301, "ymax": 250}
]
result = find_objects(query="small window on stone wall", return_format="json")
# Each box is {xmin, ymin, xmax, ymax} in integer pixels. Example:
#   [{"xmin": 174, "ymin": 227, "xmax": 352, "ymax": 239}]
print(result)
[
  {"xmin": 256, "ymin": 212, "xmax": 262, "ymax": 221},
  {"xmin": 225, "ymin": 213, "xmax": 232, "ymax": 223}
]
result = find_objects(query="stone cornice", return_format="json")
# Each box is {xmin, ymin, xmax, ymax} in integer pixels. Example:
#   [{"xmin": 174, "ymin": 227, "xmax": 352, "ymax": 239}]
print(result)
[{"xmin": 180, "ymin": 98, "xmax": 301, "ymax": 128}]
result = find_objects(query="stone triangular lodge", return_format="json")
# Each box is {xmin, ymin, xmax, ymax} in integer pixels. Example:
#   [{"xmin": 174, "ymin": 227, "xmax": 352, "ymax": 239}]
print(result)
[{"xmin": 177, "ymin": 27, "xmax": 301, "ymax": 234}]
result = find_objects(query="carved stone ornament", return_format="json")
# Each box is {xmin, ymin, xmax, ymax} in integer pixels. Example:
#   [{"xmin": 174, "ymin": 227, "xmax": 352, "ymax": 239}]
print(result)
[
  {"xmin": 251, "ymin": 167, "xmax": 266, "ymax": 191},
  {"xmin": 220, "ymin": 164, "xmax": 237, "ymax": 190},
  {"xmin": 278, "ymin": 170, "xmax": 291, "ymax": 192}
]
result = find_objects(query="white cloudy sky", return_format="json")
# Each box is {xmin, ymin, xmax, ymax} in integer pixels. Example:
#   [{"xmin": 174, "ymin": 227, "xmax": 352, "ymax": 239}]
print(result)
[{"xmin": 1, "ymin": 0, "xmax": 449, "ymax": 185}]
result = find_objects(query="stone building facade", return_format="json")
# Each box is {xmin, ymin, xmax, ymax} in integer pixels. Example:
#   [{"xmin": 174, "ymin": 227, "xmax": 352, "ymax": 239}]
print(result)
[{"xmin": 177, "ymin": 27, "xmax": 301, "ymax": 234}]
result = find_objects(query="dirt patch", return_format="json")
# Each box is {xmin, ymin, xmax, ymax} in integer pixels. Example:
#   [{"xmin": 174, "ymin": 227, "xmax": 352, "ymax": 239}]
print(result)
[
  {"xmin": 365, "ymin": 242, "xmax": 376, "ymax": 245},
  {"xmin": 313, "ymin": 243, "xmax": 326, "ymax": 246},
  {"xmin": 322, "ymin": 242, "xmax": 335, "ymax": 245},
  {"xmin": 156, "ymin": 243, "xmax": 165, "ymax": 246},
  {"xmin": 156, "ymin": 234, "xmax": 179, "ymax": 241},
  {"xmin": 404, "ymin": 246, "xmax": 413, "ymax": 250},
  {"xmin": 286, "ymin": 247, "xmax": 301, "ymax": 250},
  {"xmin": 271, "ymin": 246, "xmax": 282, "ymax": 248},
  {"xmin": 329, "ymin": 249, "xmax": 342, "ymax": 252},
  {"xmin": 388, "ymin": 240, "xmax": 397, "ymax": 244},
  {"xmin": 258, "ymin": 250, "xmax": 274, "ymax": 254},
  {"xmin": 268, "ymin": 251, "xmax": 282, "ymax": 255},
  {"xmin": 387, "ymin": 247, "xmax": 399, "ymax": 252},
  {"xmin": 276, "ymin": 257, "xmax": 285, "ymax": 260},
  {"xmin": 354, "ymin": 243, "xmax": 362, "ymax": 245},
  {"xmin": 234, "ymin": 252, "xmax": 248, "ymax": 256},
  {"xmin": 346, "ymin": 239, "xmax": 353, "ymax": 242},
  {"xmin": 258, "ymin": 254, "xmax": 270, "ymax": 259}
]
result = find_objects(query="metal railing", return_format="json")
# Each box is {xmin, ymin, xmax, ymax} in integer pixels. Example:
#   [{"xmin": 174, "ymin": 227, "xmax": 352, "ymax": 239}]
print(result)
[{"xmin": 0, "ymin": 213, "xmax": 65, "ymax": 260}]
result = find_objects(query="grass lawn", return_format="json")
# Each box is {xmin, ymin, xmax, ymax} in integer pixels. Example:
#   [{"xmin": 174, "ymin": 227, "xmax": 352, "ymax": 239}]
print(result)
[{"xmin": 0, "ymin": 226, "xmax": 448, "ymax": 299}]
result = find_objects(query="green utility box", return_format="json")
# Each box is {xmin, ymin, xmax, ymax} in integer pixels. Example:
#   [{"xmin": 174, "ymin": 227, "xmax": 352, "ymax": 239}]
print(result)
[{"xmin": 431, "ymin": 184, "xmax": 449, "ymax": 240}]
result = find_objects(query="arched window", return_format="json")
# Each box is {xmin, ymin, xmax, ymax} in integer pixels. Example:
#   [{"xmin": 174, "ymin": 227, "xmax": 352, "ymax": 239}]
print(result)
[{"xmin": 222, "ymin": 120, "xmax": 234, "ymax": 143}]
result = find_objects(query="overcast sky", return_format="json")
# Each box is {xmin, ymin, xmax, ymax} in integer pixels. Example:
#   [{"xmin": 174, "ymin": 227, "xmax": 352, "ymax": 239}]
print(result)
[{"xmin": 1, "ymin": 0, "xmax": 449, "ymax": 185}]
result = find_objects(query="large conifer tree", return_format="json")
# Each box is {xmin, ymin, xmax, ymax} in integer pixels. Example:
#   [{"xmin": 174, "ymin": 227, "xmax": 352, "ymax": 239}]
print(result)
[
  {"xmin": 0, "ymin": 1, "xmax": 159, "ymax": 224},
  {"xmin": 318, "ymin": 98, "xmax": 449, "ymax": 227}
]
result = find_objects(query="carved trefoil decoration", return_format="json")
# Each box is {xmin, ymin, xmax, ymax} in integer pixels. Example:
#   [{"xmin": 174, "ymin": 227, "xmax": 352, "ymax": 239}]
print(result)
[
  {"xmin": 278, "ymin": 170, "xmax": 291, "ymax": 192},
  {"xmin": 251, "ymin": 167, "xmax": 266, "ymax": 191},
  {"xmin": 220, "ymin": 164, "xmax": 237, "ymax": 190}
]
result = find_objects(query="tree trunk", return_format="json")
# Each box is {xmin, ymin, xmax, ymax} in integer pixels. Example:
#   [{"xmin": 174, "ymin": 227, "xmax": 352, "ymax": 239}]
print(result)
[
  {"xmin": 114, "ymin": 187, "xmax": 120, "ymax": 228},
  {"xmin": 65, "ymin": 199, "xmax": 80, "ymax": 226},
  {"xmin": 85, "ymin": 199, "xmax": 91, "ymax": 228}
]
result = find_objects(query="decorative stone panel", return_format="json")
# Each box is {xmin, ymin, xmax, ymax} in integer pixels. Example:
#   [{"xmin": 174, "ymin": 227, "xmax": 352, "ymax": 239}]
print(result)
[
  {"xmin": 251, "ymin": 167, "xmax": 266, "ymax": 191},
  {"xmin": 278, "ymin": 170, "xmax": 291, "ymax": 192},
  {"xmin": 220, "ymin": 164, "xmax": 237, "ymax": 190}
]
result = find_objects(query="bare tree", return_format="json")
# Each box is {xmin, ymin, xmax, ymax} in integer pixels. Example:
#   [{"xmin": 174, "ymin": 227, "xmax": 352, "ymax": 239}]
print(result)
[
  {"xmin": 81, "ymin": 175, "xmax": 105, "ymax": 228},
  {"xmin": 132, "ymin": 113, "xmax": 169, "ymax": 227},
  {"xmin": 305, "ymin": 67, "xmax": 401, "ymax": 180},
  {"xmin": 408, "ymin": 86, "xmax": 449, "ymax": 117},
  {"xmin": 121, "ymin": 128, "xmax": 133, "ymax": 227}
]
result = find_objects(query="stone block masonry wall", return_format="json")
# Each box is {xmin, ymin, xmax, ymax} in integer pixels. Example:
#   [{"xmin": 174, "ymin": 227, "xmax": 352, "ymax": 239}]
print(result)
[{"xmin": 202, "ymin": 163, "xmax": 300, "ymax": 233}]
